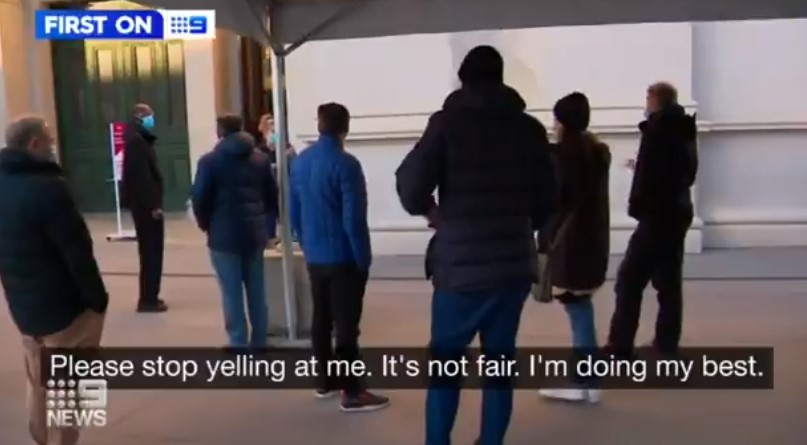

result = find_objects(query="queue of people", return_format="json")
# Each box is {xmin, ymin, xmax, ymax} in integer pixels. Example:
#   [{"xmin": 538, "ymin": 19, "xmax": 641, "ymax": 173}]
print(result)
[{"xmin": 0, "ymin": 44, "xmax": 697, "ymax": 445}]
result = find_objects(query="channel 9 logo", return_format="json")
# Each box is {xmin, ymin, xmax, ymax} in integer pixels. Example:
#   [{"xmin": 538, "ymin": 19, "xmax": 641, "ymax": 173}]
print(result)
[
  {"xmin": 45, "ymin": 378, "xmax": 108, "ymax": 428},
  {"xmin": 35, "ymin": 9, "xmax": 216, "ymax": 40}
]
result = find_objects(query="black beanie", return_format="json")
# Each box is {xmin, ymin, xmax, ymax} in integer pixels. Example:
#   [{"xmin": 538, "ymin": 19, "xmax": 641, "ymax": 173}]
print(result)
[
  {"xmin": 553, "ymin": 92, "xmax": 590, "ymax": 134},
  {"xmin": 458, "ymin": 45, "xmax": 504, "ymax": 85}
]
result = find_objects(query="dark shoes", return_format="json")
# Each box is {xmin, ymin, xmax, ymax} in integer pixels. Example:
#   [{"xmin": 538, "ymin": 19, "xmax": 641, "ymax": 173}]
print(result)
[
  {"xmin": 339, "ymin": 391, "xmax": 390, "ymax": 413},
  {"xmin": 137, "ymin": 299, "xmax": 168, "ymax": 313},
  {"xmin": 314, "ymin": 388, "xmax": 389, "ymax": 412}
]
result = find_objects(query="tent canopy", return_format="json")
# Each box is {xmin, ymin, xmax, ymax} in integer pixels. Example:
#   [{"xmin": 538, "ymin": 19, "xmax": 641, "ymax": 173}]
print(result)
[{"xmin": 143, "ymin": 0, "xmax": 807, "ymax": 48}]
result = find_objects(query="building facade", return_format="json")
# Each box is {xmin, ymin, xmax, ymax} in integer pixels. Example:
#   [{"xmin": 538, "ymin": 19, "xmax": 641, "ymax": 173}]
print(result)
[{"xmin": 0, "ymin": 0, "xmax": 805, "ymax": 254}]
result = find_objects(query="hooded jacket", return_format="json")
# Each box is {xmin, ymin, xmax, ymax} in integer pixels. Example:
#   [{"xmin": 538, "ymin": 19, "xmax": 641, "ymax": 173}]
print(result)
[
  {"xmin": 629, "ymin": 104, "xmax": 698, "ymax": 221},
  {"xmin": 191, "ymin": 132, "xmax": 279, "ymax": 255},
  {"xmin": 396, "ymin": 84, "xmax": 556, "ymax": 292},
  {"xmin": 0, "ymin": 148, "xmax": 108, "ymax": 336}
]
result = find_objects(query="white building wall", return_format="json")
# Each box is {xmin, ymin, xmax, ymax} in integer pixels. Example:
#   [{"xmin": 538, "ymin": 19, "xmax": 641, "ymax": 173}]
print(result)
[
  {"xmin": 284, "ymin": 20, "xmax": 807, "ymax": 255},
  {"xmin": 692, "ymin": 20, "xmax": 807, "ymax": 248}
]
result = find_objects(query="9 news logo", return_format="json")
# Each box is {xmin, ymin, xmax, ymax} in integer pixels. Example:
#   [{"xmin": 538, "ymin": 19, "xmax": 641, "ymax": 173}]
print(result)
[{"xmin": 45, "ymin": 378, "xmax": 108, "ymax": 428}]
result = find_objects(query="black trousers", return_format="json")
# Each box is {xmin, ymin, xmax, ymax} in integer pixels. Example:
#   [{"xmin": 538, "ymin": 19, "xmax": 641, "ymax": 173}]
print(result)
[
  {"xmin": 131, "ymin": 211, "xmax": 164, "ymax": 306},
  {"xmin": 307, "ymin": 263, "xmax": 368, "ymax": 396},
  {"xmin": 608, "ymin": 215, "xmax": 692, "ymax": 354}
]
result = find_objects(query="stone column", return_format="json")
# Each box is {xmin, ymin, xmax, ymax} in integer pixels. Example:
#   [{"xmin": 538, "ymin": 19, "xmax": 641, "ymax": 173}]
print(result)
[
  {"xmin": 0, "ymin": 0, "xmax": 59, "ymax": 151},
  {"xmin": 213, "ymin": 29, "xmax": 243, "ymax": 116},
  {"xmin": 183, "ymin": 38, "xmax": 218, "ymax": 177},
  {"xmin": 0, "ymin": 0, "xmax": 30, "ymax": 142}
]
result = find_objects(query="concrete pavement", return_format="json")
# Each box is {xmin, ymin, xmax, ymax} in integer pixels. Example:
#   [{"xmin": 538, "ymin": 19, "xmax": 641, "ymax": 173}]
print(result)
[
  {"xmin": 1, "ymin": 275, "xmax": 806, "ymax": 444},
  {"xmin": 0, "ymin": 214, "xmax": 805, "ymax": 444},
  {"xmin": 87, "ymin": 213, "xmax": 807, "ymax": 280}
]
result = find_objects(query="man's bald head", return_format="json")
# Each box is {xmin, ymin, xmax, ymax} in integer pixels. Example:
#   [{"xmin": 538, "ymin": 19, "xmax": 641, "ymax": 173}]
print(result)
[
  {"xmin": 4, "ymin": 115, "xmax": 55, "ymax": 160},
  {"xmin": 132, "ymin": 103, "xmax": 153, "ymax": 118}
]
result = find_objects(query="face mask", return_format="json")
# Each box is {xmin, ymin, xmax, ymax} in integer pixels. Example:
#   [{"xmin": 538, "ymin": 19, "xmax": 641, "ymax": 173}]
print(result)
[
  {"xmin": 271, "ymin": 133, "xmax": 280, "ymax": 146},
  {"xmin": 141, "ymin": 114, "xmax": 155, "ymax": 129}
]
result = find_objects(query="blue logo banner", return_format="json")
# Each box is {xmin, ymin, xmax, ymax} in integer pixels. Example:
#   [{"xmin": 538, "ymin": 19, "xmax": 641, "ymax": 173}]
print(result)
[{"xmin": 35, "ymin": 10, "xmax": 165, "ymax": 40}]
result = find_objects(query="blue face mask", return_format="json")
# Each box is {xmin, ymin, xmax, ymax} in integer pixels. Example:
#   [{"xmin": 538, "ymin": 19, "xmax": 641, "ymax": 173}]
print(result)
[
  {"xmin": 270, "ymin": 133, "xmax": 279, "ymax": 146},
  {"xmin": 141, "ymin": 114, "xmax": 155, "ymax": 130}
]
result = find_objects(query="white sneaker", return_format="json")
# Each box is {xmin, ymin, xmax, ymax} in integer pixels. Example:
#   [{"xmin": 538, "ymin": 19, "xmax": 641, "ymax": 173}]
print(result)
[{"xmin": 539, "ymin": 388, "xmax": 601, "ymax": 404}]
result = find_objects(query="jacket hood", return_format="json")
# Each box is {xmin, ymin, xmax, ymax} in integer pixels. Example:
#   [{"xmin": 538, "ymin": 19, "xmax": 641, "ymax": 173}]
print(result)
[
  {"xmin": 216, "ymin": 132, "xmax": 256, "ymax": 158},
  {"xmin": 641, "ymin": 103, "xmax": 697, "ymax": 141},
  {"xmin": 442, "ymin": 84, "xmax": 527, "ymax": 116},
  {"xmin": 0, "ymin": 147, "xmax": 62, "ymax": 175}
]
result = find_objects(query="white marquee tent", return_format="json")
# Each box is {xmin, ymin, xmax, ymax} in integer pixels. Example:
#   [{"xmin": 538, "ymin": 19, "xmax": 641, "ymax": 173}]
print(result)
[{"xmin": 139, "ymin": 0, "xmax": 807, "ymax": 341}]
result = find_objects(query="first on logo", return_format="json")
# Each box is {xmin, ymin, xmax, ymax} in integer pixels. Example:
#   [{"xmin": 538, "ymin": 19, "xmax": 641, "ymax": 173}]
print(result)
[{"xmin": 35, "ymin": 10, "xmax": 160, "ymax": 40}]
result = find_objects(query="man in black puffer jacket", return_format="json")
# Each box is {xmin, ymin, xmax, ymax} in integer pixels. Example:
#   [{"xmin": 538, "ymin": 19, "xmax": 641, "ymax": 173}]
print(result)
[
  {"xmin": 395, "ymin": 46, "xmax": 556, "ymax": 445},
  {"xmin": 0, "ymin": 116, "xmax": 107, "ymax": 445},
  {"xmin": 192, "ymin": 114, "xmax": 278, "ymax": 348},
  {"xmin": 608, "ymin": 82, "xmax": 698, "ymax": 357}
]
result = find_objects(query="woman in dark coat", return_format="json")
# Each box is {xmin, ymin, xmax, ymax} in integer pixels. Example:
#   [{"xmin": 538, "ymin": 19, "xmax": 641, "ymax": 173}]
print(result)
[{"xmin": 539, "ymin": 92, "xmax": 611, "ymax": 403}]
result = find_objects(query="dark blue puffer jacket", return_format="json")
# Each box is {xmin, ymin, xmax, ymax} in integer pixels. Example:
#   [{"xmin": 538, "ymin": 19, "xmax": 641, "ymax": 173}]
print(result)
[{"xmin": 191, "ymin": 132, "xmax": 279, "ymax": 255}]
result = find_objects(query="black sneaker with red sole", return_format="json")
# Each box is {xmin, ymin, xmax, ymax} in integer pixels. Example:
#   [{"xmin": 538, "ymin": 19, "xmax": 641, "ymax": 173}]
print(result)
[{"xmin": 339, "ymin": 391, "xmax": 390, "ymax": 413}]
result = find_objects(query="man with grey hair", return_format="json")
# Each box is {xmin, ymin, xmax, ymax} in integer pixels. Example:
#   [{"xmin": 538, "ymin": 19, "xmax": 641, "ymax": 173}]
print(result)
[{"xmin": 0, "ymin": 115, "xmax": 108, "ymax": 445}]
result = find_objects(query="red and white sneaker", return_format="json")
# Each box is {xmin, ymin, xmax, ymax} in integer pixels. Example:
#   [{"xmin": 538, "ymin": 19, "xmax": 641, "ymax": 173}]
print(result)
[{"xmin": 339, "ymin": 391, "xmax": 390, "ymax": 413}]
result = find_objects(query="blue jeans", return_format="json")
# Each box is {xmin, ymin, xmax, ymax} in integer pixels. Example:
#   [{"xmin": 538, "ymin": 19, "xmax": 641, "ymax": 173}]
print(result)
[
  {"xmin": 426, "ymin": 284, "xmax": 530, "ymax": 445},
  {"xmin": 563, "ymin": 297, "xmax": 598, "ymax": 386},
  {"xmin": 210, "ymin": 250, "xmax": 268, "ymax": 348}
]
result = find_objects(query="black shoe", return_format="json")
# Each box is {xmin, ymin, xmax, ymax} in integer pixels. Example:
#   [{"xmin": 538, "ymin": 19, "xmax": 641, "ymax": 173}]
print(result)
[
  {"xmin": 137, "ymin": 301, "xmax": 168, "ymax": 313},
  {"xmin": 339, "ymin": 391, "xmax": 389, "ymax": 413}
]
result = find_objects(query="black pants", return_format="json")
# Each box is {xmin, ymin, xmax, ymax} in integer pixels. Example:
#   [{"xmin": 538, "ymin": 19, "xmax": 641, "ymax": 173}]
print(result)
[
  {"xmin": 308, "ymin": 263, "xmax": 368, "ymax": 396},
  {"xmin": 608, "ymin": 215, "xmax": 692, "ymax": 354},
  {"xmin": 132, "ymin": 211, "xmax": 164, "ymax": 306}
]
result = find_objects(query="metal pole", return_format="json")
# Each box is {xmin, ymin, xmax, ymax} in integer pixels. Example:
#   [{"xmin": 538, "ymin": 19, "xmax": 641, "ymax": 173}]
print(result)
[{"xmin": 270, "ymin": 50, "xmax": 298, "ymax": 341}]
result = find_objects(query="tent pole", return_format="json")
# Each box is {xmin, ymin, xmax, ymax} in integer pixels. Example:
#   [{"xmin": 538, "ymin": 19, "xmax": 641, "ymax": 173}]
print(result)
[{"xmin": 270, "ymin": 48, "xmax": 298, "ymax": 342}]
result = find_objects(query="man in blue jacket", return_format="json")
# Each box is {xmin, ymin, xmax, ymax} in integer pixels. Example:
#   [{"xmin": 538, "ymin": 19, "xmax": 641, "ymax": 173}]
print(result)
[
  {"xmin": 192, "ymin": 114, "xmax": 278, "ymax": 349},
  {"xmin": 290, "ymin": 103, "xmax": 389, "ymax": 412}
]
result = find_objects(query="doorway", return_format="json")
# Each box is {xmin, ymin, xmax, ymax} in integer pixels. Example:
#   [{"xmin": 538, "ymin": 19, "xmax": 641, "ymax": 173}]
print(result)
[{"xmin": 50, "ymin": 1, "xmax": 191, "ymax": 212}]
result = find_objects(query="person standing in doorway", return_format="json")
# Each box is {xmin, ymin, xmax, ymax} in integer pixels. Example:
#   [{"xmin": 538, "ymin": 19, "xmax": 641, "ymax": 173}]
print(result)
[
  {"xmin": 607, "ymin": 82, "xmax": 698, "ymax": 357},
  {"xmin": 289, "ymin": 103, "xmax": 389, "ymax": 413},
  {"xmin": 256, "ymin": 113, "xmax": 297, "ymax": 165},
  {"xmin": 395, "ymin": 46, "xmax": 556, "ymax": 445},
  {"xmin": 0, "ymin": 116, "xmax": 108, "ymax": 445},
  {"xmin": 192, "ymin": 114, "xmax": 277, "ymax": 348},
  {"xmin": 536, "ymin": 92, "xmax": 611, "ymax": 404},
  {"xmin": 122, "ymin": 103, "xmax": 167, "ymax": 313},
  {"xmin": 257, "ymin": 113, "xmax": 297, "ymax": 246}
]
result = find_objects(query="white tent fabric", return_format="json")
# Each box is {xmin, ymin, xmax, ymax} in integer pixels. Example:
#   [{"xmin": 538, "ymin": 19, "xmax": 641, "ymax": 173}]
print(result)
[{"xmin": 144, "ymin": 0, "xmax": 807, "ymax": 46}]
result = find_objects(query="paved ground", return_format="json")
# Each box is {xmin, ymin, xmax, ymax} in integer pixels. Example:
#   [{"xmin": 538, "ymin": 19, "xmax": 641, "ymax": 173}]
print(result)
[
  {"xmin": 1, "ymin": 278, "xmax": 806, "ymax": 444},
  {"xmin": 88, "ymin": 213, "xmax": 807, "ymax": 280},
  {"xmin": 0, "ymin": 215, "xmax": 805, "ymax": 444}
]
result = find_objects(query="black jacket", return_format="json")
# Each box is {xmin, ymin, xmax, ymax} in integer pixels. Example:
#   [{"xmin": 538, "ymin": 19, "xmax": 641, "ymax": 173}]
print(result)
[
  {"xmin": 122, "ymin": 120, "xmax": 163, "ymax": 213},
  {"xmin": 629, "ymin": 104, "xmax": 698, "ymax": 221},
  {"xmin": 0, "ymin": 148, "xmax": 108, "ymax": 336},
  {"xmin": 396, "ymin": 84, "xmax": 556, "ymax": 292},
  {"xmin": 191, "ymin": 132, "xmax": 279, "ymax": 255},
  {"xmin": 539, "ymin": 134, "xmax": 611, "ymax": 291}
]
